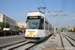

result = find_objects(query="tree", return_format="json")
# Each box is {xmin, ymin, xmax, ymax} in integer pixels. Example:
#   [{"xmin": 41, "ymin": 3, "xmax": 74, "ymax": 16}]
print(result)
[
  {"xmin": 0, "ymin": 22, "xmax": 2, "ymax": 29},
  {"xmin": 6, "ymin": 22, "xmax": 10, "ymax": 28},
  {"xmin": 0, "ymin": 22, "xmax": 10, "ymax": 29}
]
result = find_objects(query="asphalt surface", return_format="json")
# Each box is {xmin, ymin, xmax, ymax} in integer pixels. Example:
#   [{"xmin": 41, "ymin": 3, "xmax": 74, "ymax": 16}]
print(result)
[
  {"xmin": 0, "ymin": 33, "xmax": 25, "ymax": 47},
  {"xmin": 61, "ymin": 32, "xmax": 75, "ymax": 40}
]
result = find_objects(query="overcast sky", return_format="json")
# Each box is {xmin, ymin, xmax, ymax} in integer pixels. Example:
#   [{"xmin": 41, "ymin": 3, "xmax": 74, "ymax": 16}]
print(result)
[{"xmin": 0, "ymin": 0, "xmax": 75, "ymax": 28}]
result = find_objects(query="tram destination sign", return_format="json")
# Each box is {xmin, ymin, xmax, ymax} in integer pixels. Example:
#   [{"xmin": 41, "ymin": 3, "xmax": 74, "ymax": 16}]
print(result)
[{"xmin": 27, "ymin": 16, "xmax": 41, "ymax": 19}]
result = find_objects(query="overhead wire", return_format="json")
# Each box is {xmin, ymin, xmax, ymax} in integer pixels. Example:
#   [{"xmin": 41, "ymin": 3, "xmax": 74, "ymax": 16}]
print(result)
[
  {"xmin": 61, "ymin": 0, "xmax": 64, "ymax": 11},
  {"xmin": 60, "ymin": 0, "xmax": 68, "ymax": 27},
  {"xmin": 65, "ymin": 0, "xmax": 68, "ymax": 12},
  {"xmin": 42, "ymin": 0, "xmax": 68, "ymax": 27},
  {"xmin": 36, "ymin": 0, "xmax": 67, "ymax": 16},
  {"xmin": 42, "ymin": 0, "xmax": 54, "ymax": 16},
  {"xmin": 36, "ymin": 0, "xmax": 53, "ymax": 16},
  {"xmin": 61, "ymin": 0, "xmax": 68, "ymax": 13},
  {"xmin": 36, "ymin": 0, "xmax": 68, "ymax": 15},
  {"xmin": 42, "ymin": 0, "xmax": 53, "ymax": 23},
  {"xmin": 36, "ymin": 0, "xmax": 64, "ymax": 27},
  {"xmin": 36, "ymin": 0, "xmax": 41, "ymax": 7}
]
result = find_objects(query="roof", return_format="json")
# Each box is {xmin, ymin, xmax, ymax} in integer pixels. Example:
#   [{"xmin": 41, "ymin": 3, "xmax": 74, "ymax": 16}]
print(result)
[{"xmin": 28, "ymin": 10, "xmax": 44, "ymax": 14}]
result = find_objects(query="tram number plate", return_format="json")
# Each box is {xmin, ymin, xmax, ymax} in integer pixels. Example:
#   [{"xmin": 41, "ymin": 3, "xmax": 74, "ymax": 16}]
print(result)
[{"xmin": 29, "ymin": 32, "xmax": 33, "ymax": 37}]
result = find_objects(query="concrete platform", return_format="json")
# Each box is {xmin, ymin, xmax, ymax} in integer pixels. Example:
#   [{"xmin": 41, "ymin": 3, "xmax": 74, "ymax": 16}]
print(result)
[{"xmin": 31, "ymin": 33, "xmax": 75, "ymax": 50}]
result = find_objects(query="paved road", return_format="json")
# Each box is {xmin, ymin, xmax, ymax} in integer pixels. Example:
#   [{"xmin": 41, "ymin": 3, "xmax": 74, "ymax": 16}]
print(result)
[
  {"xmin": 0, "ymin": 33, "xmax": 25, "ymax": 47},
  {"xmin": 61, "ymin": 32, "xmax": 75, "ymax": 40}
]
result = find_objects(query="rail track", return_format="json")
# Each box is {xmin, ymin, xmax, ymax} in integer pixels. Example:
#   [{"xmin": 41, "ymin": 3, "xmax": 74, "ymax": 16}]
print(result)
[
  {"xmin": 58, "ymin": 33, "xmax": 75, "ymax": 50},
  {"xmin": 2, "ymin": 33, "xmax": 74, "ymax": 50},
  {"xmin": 1, "ymin": 39, "xmax": 39, "ymax": 50},
  {"xmin": 1, "ymin": 35, "xmax": 52, "ymax": 50},
  {"xmin": 10, "ymin": 42, "xmax": 36, "ymax": 50},
  {"xmin": 2, "ymin": 41, "xmax": 29, "ymax": 50},
  {"xmin": 2, "ymin": 40, "xmax": 43, "ymax": 50}
]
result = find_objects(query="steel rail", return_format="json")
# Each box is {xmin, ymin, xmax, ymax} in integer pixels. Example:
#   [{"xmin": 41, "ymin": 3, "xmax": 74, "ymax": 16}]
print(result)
[
  {"xmin": 3, "ymin": 34, "xmax": 52, "ymax": 50},
  {"xmin": 0, "ymin": 40, "xmax": 26, "ymax": 50},
  {"xmin": 58, "ymin": 33, "xmax": 65, "ymax": 49},
  {"xmin": 25, "ymin": 34, "xmax": 53, "ymax": 50},
  {"xmin": 9, "ymin": 41, "xmax": 30, "ymax": 50},
  {"xmin": 66, "ymin": 35, "xmax": 75, "ymax": 41},
  {"xmin": 61, "ymin": 33, "xmax": 75, "ymax": 47},
  {"xmin": 25, "ymin": 42, "xmax": 39, "ymax": 50}
]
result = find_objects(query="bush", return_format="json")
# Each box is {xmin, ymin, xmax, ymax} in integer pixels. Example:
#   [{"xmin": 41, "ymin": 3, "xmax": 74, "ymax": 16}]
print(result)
[
  {"xmin": 0, "ymin": 30, "xmax": 21, "ymax": 32},
  {"xmin": 14, "ymin": 30, "xmax": 21, "ymax": 32},
  {"xmin": 0, "ymin": 30, "xmax": 21, "ymax": 36}
]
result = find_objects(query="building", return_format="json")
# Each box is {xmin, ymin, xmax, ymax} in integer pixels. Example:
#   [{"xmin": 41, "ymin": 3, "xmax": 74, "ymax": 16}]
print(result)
[
  {"xmin": 15, "ymin": 21, "xmax": 27, "ymax": 30},
  {"xmin": 0, "ymin": 14, "xmax": 26, "ymax": 30}
]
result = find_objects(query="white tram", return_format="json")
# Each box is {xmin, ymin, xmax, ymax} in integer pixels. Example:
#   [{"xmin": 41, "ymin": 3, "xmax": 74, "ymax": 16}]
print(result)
[{"xmin": 25, "ymin": 11, "xmax": 53, "ymax": 42}]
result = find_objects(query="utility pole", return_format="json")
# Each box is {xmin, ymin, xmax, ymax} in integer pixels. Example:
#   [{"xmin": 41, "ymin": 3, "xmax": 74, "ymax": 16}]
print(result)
[
  {"xmin": 54, "ymin": 10, "xmax": 56, "ymax": 35},
  {"xmin": 70, "ymin": 22, "xmax": 71, "ymax": 27},
  {"xmin": 49, "ymin": 10, "xmax": 62, "ymax": 34}
]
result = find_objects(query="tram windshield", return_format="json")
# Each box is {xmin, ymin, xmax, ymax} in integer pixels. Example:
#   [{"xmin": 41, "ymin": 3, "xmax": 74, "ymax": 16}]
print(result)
[{"xmin": 26, "ymin": 19, "xmax": 41, "ymax": 29}]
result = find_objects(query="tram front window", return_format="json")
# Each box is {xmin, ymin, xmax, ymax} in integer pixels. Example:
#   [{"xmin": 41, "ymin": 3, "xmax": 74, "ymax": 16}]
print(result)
[{"xmin": 26, "ymin": 19, "xmax": 41, "ymax": 29}]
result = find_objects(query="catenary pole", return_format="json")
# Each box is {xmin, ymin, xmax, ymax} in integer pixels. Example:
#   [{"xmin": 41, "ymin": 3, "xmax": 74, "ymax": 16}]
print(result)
[{"xmin": 49, "ymin": 10, "xmax": 62, "ymax": 34}]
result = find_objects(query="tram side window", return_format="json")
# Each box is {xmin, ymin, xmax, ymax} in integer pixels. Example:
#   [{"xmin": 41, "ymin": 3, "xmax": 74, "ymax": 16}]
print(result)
[
  {"xmin": 41, "ymin": 19, "xmax": 44, "ymax": 29},
  {"xmin": 49, "ymin": 25, "xmax": 52, "ymax": 31},
  {"xmin": 50, "ymin": 25, "xmax": 52, "ymax": 30},
  {"xmin": 45, "ymin": 21, "xmax": 48, "ymax": 30}
]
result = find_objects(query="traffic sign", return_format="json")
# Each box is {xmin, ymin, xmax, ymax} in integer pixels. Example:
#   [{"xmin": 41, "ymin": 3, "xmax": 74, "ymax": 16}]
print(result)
[{"xmin": 22, "ymin": 25, "xmax": 24, "ymax": 28}]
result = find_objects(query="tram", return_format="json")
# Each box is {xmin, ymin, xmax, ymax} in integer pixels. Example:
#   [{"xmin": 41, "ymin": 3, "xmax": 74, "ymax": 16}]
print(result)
[{"xmin": 25, "ymin": 11, "xmax": 53, "ymax": 42}]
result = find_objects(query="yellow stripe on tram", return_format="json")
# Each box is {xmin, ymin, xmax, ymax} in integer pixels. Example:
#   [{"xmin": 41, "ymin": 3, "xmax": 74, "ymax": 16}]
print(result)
[{"xmin": 29, "ymin": 32, "xmax": 33, "ymax": 37}]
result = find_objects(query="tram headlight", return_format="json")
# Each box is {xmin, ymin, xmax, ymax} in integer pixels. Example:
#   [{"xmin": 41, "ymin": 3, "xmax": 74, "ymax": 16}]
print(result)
[
  {"xmin": 33, "ymin": 35, "xmax": 35, "ymax": 37},
  {"xmin": 27, "ymin": 35, "xmax": 29, "ymax": 36}
]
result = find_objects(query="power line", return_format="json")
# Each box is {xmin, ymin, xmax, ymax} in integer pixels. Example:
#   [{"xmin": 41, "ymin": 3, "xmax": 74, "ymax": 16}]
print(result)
[
  {"xmin": 61, "ymin": 0, "xmax": 64, "ymax": 11},
  {"xmin": 42, "ymin": 0, "xmax": 50, "ymax": 12},
  {"xmin": 42, "ymin": 0, "xmax": 48, "ymax": 11},
  {"xmin": 36, "ymin": 0, "xmax": 53, "ymax": 16},
  {"xmin": 36, "ymin": 0, "xmax": 41, "ymax": 7},
  {"xmin": 42, "ymin": 0, "xmax": 68, "ymax": 34},
  {"xmin": 42, "ymin": 0, "xmax": 54, "ymax": 16},
  {"xmin": 61, "ymin": 0, "xmax": 68, "ymax": 12},
  {"xmin": 64, "ymin": 0, "xmax": 68, "ymax": 11}
]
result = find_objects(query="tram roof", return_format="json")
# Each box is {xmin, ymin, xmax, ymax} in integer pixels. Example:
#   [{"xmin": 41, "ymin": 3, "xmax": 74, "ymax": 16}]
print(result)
[
  {"xmin": 28, "ymin": 10, "xmax": 44, "ymax": 14},
  {"xmin": 27, "ymin": 10, "xmax": 45, "ymax": 17}
]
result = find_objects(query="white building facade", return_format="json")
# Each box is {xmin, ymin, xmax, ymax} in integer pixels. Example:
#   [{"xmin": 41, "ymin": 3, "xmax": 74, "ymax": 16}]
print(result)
[
  {"xmin": 15, "ymin": 21, "xmax": 27, "ymax": 29},
  {"xmin": 0, "ymin": 14, "xmax": 26, "ymax": 30}
]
